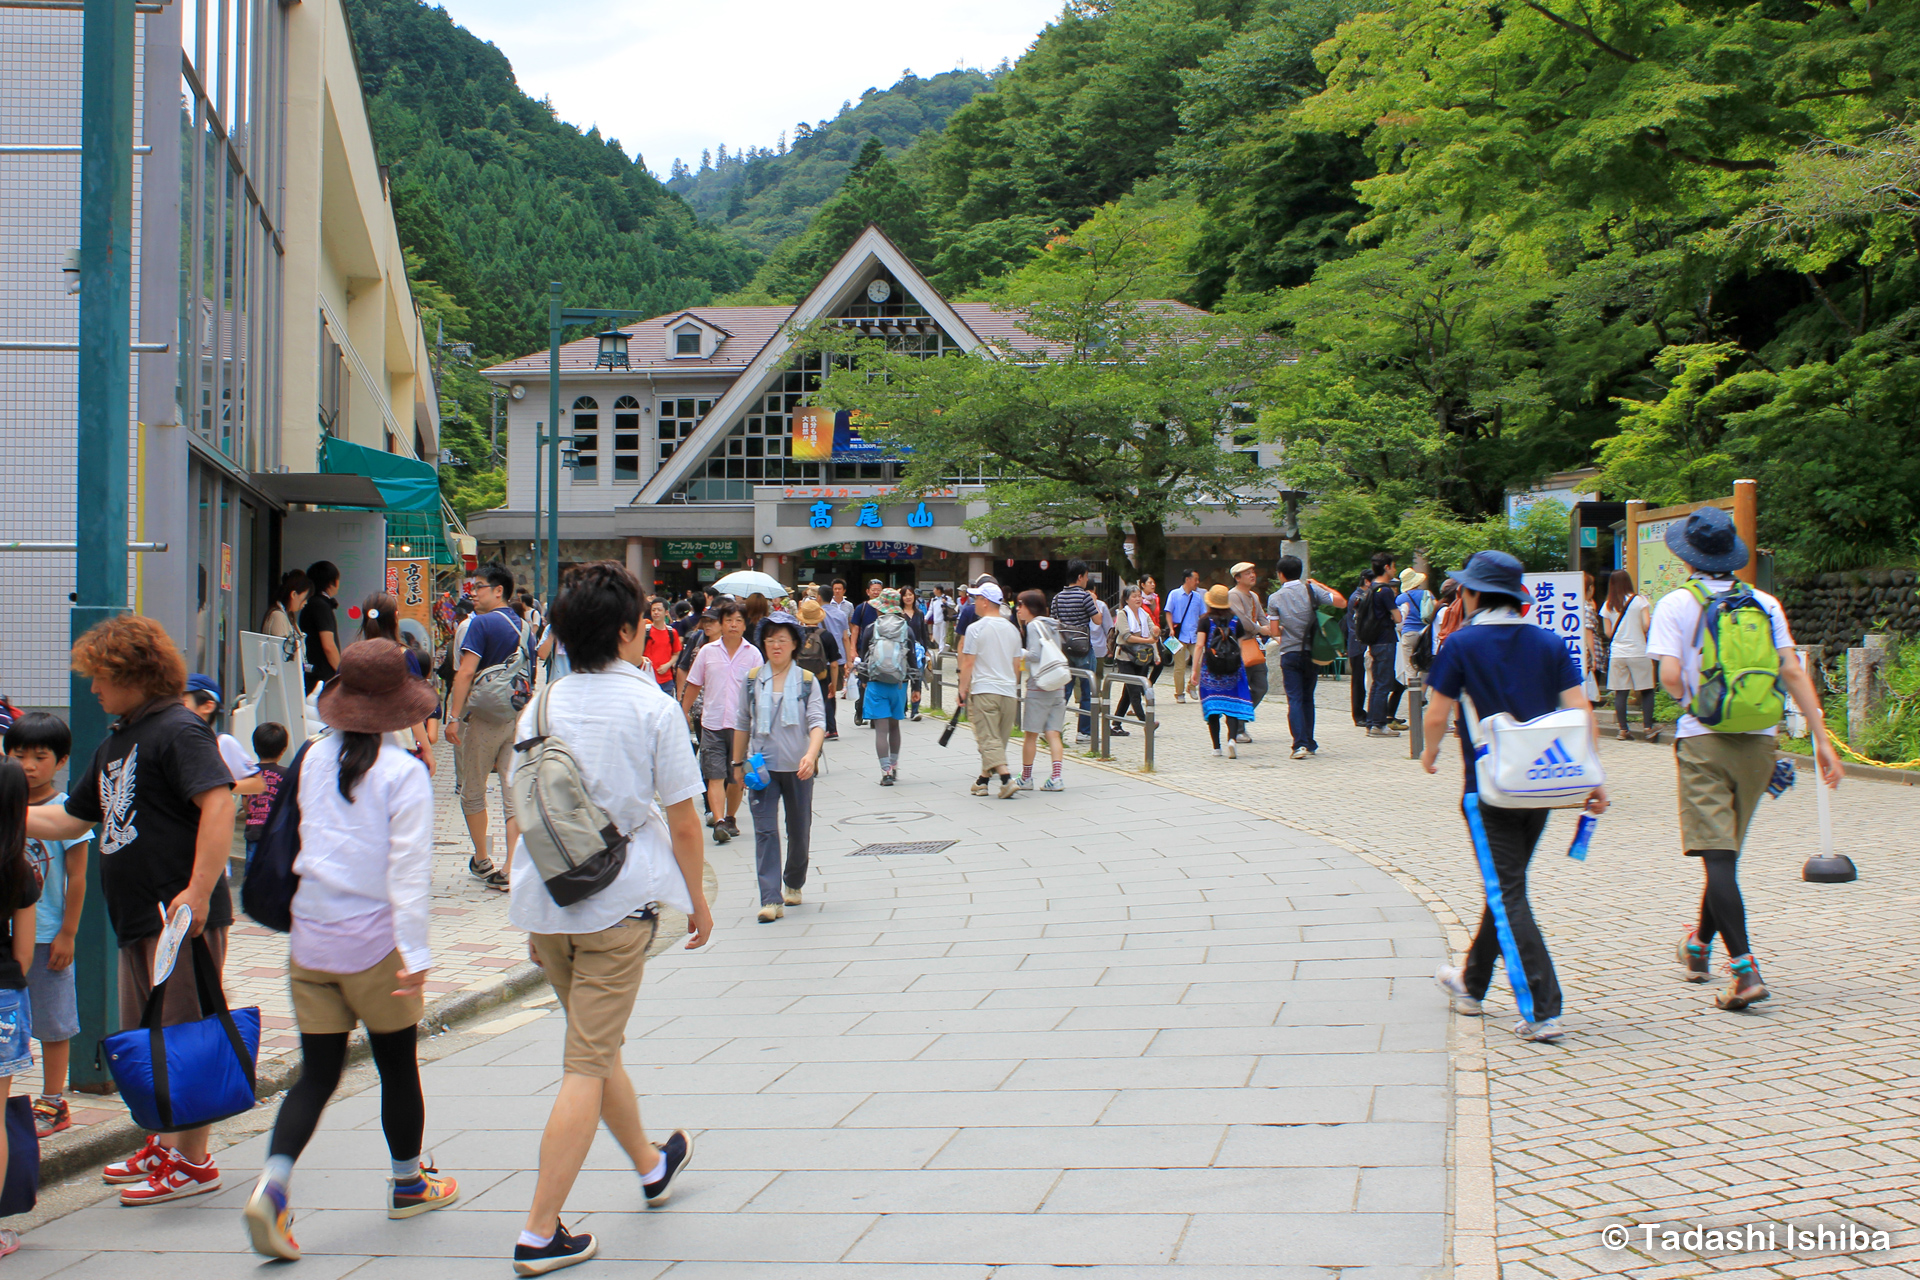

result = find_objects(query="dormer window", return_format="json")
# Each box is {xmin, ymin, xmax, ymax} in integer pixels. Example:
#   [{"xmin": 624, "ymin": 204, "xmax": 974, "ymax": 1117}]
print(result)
[{"xmin": 675, "ymin": 327, "xmax": 701, "ymax": 356}]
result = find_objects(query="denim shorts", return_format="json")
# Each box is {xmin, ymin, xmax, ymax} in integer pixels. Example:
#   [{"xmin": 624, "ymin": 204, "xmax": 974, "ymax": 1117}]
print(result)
[
  {"xmin": 0, "ymin": 987, "xmax": 34, "ymax": 1078},
  {"xmin": 28, "ymin": 943, "xmax": 80, "ymax": 1042}
]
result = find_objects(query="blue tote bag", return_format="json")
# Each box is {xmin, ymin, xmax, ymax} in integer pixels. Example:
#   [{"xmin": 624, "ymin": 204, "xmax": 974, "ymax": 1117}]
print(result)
[{"xmin": 103, "ymin": 934, "xmax": 260, "ymax": 1133}]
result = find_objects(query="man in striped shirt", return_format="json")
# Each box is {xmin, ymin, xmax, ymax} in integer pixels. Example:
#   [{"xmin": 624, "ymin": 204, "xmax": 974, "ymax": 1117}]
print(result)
[{"xmin": 1051, "ymin": 562, "xmax": 1099, "ymax": 742}]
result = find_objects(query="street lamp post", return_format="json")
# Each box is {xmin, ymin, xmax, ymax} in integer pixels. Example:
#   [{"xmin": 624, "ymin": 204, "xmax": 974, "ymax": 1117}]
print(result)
[{"xmin": 547, "ymin": 282, "xmax": 649, "ymax": 603}]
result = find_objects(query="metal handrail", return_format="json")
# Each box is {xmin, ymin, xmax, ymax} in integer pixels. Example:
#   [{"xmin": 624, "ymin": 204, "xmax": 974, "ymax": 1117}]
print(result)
[
  {"xmin": 0, "ymin": 540, "xmax": 167, "ymax": 552},
  {"xmin": 1097, "ymin": 671, "xmax": 1156, "ymax": 772}
]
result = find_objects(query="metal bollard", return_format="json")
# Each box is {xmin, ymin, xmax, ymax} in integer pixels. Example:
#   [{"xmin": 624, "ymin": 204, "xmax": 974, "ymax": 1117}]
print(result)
[
  {"xmin": 1141, "ymin": 681, "xmax": 1156, "ymax": 773},
  {"xmin": 1407, "ymin": 678, "xmax": 1424, "ymax": 759},
  {"xmin": 928, "ymin": 654, "xmax": 944, "ymax": 714}
]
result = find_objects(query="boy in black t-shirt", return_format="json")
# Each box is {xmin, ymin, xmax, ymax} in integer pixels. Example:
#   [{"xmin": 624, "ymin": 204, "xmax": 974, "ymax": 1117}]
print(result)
[{"xmin": 27, "ymin": 615, "xmax": 237, "ymax": 1205}]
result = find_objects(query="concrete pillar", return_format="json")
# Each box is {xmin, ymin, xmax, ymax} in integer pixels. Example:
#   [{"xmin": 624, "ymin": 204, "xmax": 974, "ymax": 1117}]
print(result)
[
  {"xmin": 625, "ymin": 536, "xmax": 643, "ymax": 579},
  {"xmin": 1848, "ymin": 635, "xmax": 1890, "ymax": 745},
  {"xmin": 968, "ymin": 553, "xmax": 988, "ymax": 583},
  {"xmin": 761, "ymin": 553, "xmax": 781, "ymax": 578},
  {"xmin": 1282, "ymin": 539, "xmax": 1310, "ymax": 582}
]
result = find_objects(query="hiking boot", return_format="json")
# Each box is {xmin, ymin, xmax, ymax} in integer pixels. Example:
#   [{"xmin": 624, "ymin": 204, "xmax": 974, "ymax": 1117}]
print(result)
[
  {"xmin": 1715, "ymin": 956, "xmax": 1770, "ymax": 1010},
  {"xmin": 970, "ymin": 779, "xmax": 990, "ymax": 796},
  {"xmin": 998, "ymin": 775, "xmax": 1020, "ymax": 799},
  {"xmin": 243, "ymin": 1180, "xmax": 300, "ymax": 1260},
  {"xmin": 1388, "ymin": 718, "xmax": 1409, "ymax": 730},
  {"xmin": 757, "ymin": 904, "xmax": 784, "ymax": 923},
  {"xmin": 642, "ymin": 1129, "xmax": 694, "ymax": 1206},
  {"xmin": 514, "ymin": 1223, "xmax": 597, "ymax": 1276},
  {"xmin": 1677, "ymin": 932, "xmax": 1711, "ymax": 983},
  {"xmin": 32, "ymin": 1095, "xmax": 69, "ymax": 1137},
  {"xmin": 782, "ymin": 887, "xmax": 803, "ymax": 906},
  {"xmin": 1433, "ymin": 965, "xmax": 1483, "ymax": 1016},
  {"xmin": 1514, "ymin": 1017, "xmax": 1565, "ymax": 1043},
  {"xmin": 103, "ymin": 1134, "xmax": 166, "ymax": 1184},
  {"xmin": 721, "ymin": 817, "xmax": 740, "ymax": 839},
  {"xmin": 389, "ymin": 1164, "xmax": 459, "ymax": 1218},
  {"xmin": 711, "ymin": 822, "xmax": 731, "ymax": 845},
  {"xmin": 119, "ymin": 1148, "xmax": 221, "ymax": 1205}
]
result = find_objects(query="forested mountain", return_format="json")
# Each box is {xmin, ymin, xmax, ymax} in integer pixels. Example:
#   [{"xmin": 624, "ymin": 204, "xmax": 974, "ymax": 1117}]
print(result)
[
  {"xmin": 341, "ymin": 0, "xmax": 761, "ymax": 512},
  {"xmin": 665, "ymin": 69, "xmax": 997, "ymax": 255},
  {"xmin": 741, "ymin": 0, "xmax": 1920, "ymax": 575}
]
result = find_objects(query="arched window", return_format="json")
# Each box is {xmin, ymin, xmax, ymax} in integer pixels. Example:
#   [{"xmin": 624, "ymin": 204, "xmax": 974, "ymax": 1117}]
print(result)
[
  {"xmin": 570, "ymin": 396, "xmax": 599, "ymax": 483},
  {"xmin": 613, "ymin": 397, "xmax": 642, "ymax": 482}
]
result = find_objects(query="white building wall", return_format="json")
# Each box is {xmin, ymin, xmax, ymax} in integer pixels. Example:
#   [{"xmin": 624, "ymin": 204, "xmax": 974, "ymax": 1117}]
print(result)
[{"xmin": 0, "ymin": 11, "xmax": 143, "ymax": 708}]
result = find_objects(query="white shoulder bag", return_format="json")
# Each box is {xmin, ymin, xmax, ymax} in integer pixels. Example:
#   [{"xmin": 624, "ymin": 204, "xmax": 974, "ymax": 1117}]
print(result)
[{"xmin": 1459, "ymin": 694, "xmax": 1604, "ymax": 809}]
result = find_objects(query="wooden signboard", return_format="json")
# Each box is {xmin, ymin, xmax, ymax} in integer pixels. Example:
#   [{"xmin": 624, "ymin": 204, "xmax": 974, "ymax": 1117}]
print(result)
[{"xmin": 1623, "ymin": 478, "xmax": 1758, "ymax": 598}]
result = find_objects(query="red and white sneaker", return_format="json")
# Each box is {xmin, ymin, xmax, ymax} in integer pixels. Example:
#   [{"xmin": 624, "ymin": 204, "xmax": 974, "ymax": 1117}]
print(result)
[
  {"xmin": 118, "ymin": 1149, "xmax": 221, "ymax": 1205},
  {"xmin": 103, "ymin": 1134, "xmax": 166, "ymax": 1185}
]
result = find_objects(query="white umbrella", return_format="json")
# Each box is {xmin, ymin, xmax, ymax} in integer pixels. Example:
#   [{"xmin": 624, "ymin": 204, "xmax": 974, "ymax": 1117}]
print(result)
[{"xmin": 709, "ymin": 569, "xmax": 788, "ymax": 600}]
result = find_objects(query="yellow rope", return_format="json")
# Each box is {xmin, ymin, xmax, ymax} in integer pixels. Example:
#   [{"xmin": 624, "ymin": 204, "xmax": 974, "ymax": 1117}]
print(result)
[{"xmin": 1832, "ymin": 739, "xmax": 1920, "ymax": 770}]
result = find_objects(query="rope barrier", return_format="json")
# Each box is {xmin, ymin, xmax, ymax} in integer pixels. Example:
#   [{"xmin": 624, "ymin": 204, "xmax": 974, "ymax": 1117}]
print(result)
[{"xmin": 1832, "ymin": 739, "xmax": 1920, "ymax": 770}]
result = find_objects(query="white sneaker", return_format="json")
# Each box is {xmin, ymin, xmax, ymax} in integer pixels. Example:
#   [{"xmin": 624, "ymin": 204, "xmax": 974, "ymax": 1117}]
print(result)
[
  {"xmin": 756, "ymin": 904, "xmax": 784, "ymax": 923},
  {"xmin": 1290, "ymin": 747, "xmax": 1309, "ymax": 760},
  {"xmin": 1015, "ymin": 774, "xmax": 1034, "ymax": 790},
  {"xmin": 782, "ymin": 887, "xmax": 802, "ymax": 906},
  {"xmin": 1225, "ymin": 741, "xmax": 1237, "ymax": 759},
  {"xmin": 1514, "ymin": 1017, "xmax": 1565, "ymax": 1043},
  {"xmin": 1433, "ymin": 965, "xmax": 1483, "ymax": 1016},
  {"xmin": 1040, "ymin": 776, "xmax": 1064, "ymax": 792},
  {"xmin": 1211, "ymin": 746, "xmax": 1223, "ymax": 757}
]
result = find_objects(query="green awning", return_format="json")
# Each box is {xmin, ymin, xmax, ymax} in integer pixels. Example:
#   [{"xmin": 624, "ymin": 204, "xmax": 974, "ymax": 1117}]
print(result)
[{"xmin": 320, "ymin": 435, "xmax": 454, "ymax": 564}]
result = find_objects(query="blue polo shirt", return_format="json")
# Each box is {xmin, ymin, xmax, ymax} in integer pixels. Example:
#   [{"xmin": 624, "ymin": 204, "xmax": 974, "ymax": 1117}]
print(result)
[{"xmin": 1427, "ymin": 612, "xmax": 1581, "ymax": 790}]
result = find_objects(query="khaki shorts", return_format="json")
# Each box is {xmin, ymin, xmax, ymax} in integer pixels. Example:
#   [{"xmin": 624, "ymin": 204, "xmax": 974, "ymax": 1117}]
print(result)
[
  {"xmin": 290, "ymin": 949, "xmax": 424, "ymax": 1035},
  {"xmin": 456, "ymin": 713, "xmax": 518, "ymax": 818},
  {"xmin": 532, "ymin": 916, "xmax": 656, "ymax": 1078},
  {"xmin": 119, "ymin": 926, "xmax": 228, "ymax": 1030},
  {"xmin": 1676, "ymin": 732, "xmax": 1776, "ymax": 853},
  {"xmin": 968, "ymin": 693, "xmax": 1019, "ymax": 772}
]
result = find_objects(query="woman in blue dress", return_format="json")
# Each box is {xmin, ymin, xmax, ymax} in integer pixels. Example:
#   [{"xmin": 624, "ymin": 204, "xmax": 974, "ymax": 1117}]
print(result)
[{"xmin": 1186, "ymin": 585, "xmax": 1255, "ymax": 758}]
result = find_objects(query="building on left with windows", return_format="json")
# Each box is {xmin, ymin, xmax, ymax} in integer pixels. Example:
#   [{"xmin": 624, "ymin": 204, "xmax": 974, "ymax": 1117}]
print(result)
[{"xmin": 1, "ymin": 0, "xmax": 445, "ymax": 718}]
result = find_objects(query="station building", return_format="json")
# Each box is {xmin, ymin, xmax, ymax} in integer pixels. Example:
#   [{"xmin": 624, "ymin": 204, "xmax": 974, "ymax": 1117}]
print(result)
[{"xmin": 472, "ymin": 227, "xmax": 1289, "ymax": 599}]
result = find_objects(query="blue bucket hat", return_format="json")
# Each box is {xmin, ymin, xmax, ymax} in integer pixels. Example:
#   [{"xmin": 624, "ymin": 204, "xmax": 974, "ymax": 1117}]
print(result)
[
  {"xmin": 1664, "ymin": 505, "xmax": 1749, "ymax": 575},
  {"xmin": 185, "ymin": 672, "xmax": 222, "ymax": 705},
  {"xmin": 1446, "ymin": 550, "xmax": 1526, "ymax": 599}
]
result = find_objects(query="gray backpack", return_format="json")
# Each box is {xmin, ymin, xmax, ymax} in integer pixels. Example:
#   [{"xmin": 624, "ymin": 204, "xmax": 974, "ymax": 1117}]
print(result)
[
  {"xmin": 467, "ymin": 614, "xmax": 533, "ymax": 724},
  {"xmin": 509, "ymin": 679, "xmax": 635, "ymax": 906}
]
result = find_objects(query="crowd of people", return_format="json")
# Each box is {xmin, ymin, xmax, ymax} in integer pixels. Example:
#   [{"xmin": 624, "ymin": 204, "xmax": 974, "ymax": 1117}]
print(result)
[{"xmin": 0, "ymin": 502, "xmax": 1845, "ymax": 1265}]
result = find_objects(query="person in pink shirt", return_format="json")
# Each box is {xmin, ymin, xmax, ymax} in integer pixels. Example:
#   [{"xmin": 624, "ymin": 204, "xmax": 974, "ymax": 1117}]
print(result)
[{"xmin": 679, "ymin": 600, "xmax": 762, "ymax": 843}]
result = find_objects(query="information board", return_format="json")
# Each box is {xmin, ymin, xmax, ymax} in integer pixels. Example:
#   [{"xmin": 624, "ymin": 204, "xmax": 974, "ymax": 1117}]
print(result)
[{"xmin": 1522, "ymin": 571, "xmax": 1589, "ymax": 680}]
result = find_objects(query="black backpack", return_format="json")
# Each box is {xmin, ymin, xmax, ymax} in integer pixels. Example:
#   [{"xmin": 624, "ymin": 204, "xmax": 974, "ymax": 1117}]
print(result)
[
  {"xmin": 1203, "ymin": 617, "xmax": 1242, "ymax": 677},
  {"xmin": 1352, "ymin": 582, "xmax": 1394, "ymax": 646},
  {"xmin": 797, "ymin": 626, "xmax": 830, "ymax": 679},
  {"xmin": 241, "ymin": 740, "xmax": 311, "ymax": 933}
]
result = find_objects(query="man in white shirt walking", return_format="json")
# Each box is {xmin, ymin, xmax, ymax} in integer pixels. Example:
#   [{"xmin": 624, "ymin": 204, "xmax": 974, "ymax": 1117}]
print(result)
[
  {"xmin": 507, "ymin": 562, "xmax": 713, "ymax": 1275},
  {"xmin": 956, "ymin": 583, "xmax": 1024, "ymax": 799}
]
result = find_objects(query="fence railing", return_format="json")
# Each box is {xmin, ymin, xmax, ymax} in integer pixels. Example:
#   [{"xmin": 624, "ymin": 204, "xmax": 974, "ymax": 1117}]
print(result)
[{"xmin": 919, "ymin": 646, "xmax": 1156, "ymax": 772}]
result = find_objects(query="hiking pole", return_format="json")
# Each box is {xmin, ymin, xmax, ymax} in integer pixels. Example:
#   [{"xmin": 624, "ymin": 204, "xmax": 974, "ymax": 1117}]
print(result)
[{"xmin": 1802, "ymin": 758, "xmax": 1856, "ymax": 882}]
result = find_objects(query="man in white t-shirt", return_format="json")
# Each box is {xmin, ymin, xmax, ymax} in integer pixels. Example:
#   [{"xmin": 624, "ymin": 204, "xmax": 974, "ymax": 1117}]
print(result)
[
  {"xmin": 1644, "ymin": 506, "xmax": 1839, "ymax": 1013},
  {"xmin": 956, "ymin": 583, "xmax": 1023, "ymax": 799},
  {"xmin": 506, "ymin": 560, "xmax": 711, "ymax": 1274}
]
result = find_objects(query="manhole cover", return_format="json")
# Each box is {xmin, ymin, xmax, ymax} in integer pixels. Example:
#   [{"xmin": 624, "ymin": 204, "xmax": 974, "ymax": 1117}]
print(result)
[
  {"xmin": 848, "ymin": 840, "xmax": 957, "ymax": 857},
  {"xmin": 839, "ymin": 811, "xmax": 935, "ymax": 826}
]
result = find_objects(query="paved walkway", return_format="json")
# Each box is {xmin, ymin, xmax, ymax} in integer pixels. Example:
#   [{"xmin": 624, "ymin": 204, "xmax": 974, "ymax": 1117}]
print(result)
[
  {"xmin": 22, "ymin": 711, "xmax": 1453, "ymax": 1277},
  {"xmin": 1094, "ymin": 675, "xmax": 1920, "ymax": 1280}
]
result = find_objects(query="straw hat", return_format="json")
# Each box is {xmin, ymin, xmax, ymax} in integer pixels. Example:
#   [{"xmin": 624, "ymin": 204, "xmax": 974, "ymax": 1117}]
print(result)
[
  {"xmin": 316, "ymin": 639, "xmax": 439, "ymax": 734},
  {"xmin": 1399, "ymin": 568, "xmax": 1427, "ymax": 592},
  {"xmin": 1204, "ymin": 584, "xmax": 1232, "ymax": 609},
  {"xmin": 795, "ymin": 598, "xmax": 826, "ymax": 625}
]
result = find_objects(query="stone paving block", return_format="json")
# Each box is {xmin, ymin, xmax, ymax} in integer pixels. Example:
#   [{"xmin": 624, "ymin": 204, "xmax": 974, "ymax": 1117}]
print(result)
[
  {"xmin": 1176, "ymin": 1211, "xmax": 1444, "ymax": 1266},
  {"xmin": 1214, "ymin": 1121, "xmax": 1446, "ymax": 1168},
  {"xmin": 1040, "ymin": 1165, "xmax": 1360, "ymax": 1214},
  {"xmin": 584, "ymin": 1208, "xmax": 882, "ymax": 1263},
  {"xmin": 997, "ymin": 1053, "xmax": 1257, "ymax": 1092},
  {"xmin": 1098, "ymin": 1085, "xmax": 1372, "ymax": 1127},
  {"xmin": 844, "ymin": 1211, "xmax": 1186, "ymax": 1265},
  {"xmin": 840, "ymin": 1088, "xmax": 1115, "ymax": 1129},
  {"xmin": 927, "ymin": 1123, "xmax": 1224, "ymax": 1170},
  {"xmin": 743, "ymin": 1168, "xmax": 1060, "ymax": 1215}
]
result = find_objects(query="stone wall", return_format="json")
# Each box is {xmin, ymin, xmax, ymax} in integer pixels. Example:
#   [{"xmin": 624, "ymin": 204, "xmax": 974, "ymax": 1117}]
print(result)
[{"xmin": 1776, "ymin": 568, "xmax": 1920, "ymax": 655}]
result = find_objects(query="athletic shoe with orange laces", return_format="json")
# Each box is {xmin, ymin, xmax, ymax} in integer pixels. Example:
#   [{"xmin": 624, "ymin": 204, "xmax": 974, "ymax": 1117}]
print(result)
[
  {"xmin": 118, "ymin": 1148, "xmax": 221, "ymax": 1205},
  {"xmin": 388, "ymin": 1164, "xmax": 459, "ymax": 1218},
  {"xmin": 32, "ymin": 1096, "xmax": 70, "ymax": 1137},
  {"xmin": 243, "ymin": 1180, "xmax": 300, "ymax": 1259},
  {"xmin": 102, "ymin": 1134, "xmax": 165, "ymax": 1185}
]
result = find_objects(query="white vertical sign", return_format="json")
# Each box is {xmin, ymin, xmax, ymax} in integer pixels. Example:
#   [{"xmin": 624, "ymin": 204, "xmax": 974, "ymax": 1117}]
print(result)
[{"xmin": 1522, "ymin": 572, "xmax": 1588, "ymax": 680}]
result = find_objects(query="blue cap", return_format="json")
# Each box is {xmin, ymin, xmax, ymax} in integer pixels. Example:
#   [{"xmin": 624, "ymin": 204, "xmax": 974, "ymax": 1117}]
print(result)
[
  {"xmin": 185, "ymin": 673, "xmax": 222, "ymax": 704},
  {"xmin": 1664, "ymin": 504, "xmax": 1749, "ymax": 575},
  {"xmin": 1446, "ymin": 550, "xmax": 1526, "ymax": 599}
]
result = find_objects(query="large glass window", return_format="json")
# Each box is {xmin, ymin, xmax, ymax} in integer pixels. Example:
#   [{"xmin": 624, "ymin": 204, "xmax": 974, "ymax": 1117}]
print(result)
[
  {"xmin": 612, "ymin": 395, "xmax": 642, "ymax": 482},
  {"xmin": 571, "ymin": 395, "xmax": 599, "ymax": 483}
]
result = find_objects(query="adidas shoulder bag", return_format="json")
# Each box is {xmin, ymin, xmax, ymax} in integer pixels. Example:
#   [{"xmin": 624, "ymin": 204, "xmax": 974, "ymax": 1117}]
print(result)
[{"xmin": 1459, "ymin": 693, "xmax": 1605, "ymax": 809}]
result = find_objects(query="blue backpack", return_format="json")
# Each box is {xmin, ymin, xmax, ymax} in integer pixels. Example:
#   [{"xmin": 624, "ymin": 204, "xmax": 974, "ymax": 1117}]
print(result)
[{"xmin": 241, "ymin": 740, "xmax": 311, "ymax": 932}]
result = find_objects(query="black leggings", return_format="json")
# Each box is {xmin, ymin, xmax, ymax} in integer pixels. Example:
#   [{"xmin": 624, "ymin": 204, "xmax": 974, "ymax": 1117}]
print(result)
[
  {"xmin": 1694, "ymin": 850, "xmax": 1749, "ymax": 959},
  {"xmin": 1614, "ymin": 689, "xmax": 1656, "ymax": 731},
  {"xmin": 1205, "ymin": 713, "xmax": 1244, "ymax": 748},
  {"xmin": 269, "ymin": 1026, "xmax": 424, "ymax": 1164}
]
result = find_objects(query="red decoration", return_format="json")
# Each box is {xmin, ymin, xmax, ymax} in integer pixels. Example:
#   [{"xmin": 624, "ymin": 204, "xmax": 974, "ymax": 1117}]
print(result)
[
  {"xmin": 682, "ymin": 559, "xmax": 691, "ymax": 569},
  {"xmin": 1006, "ymin": 558, "xmax": 1014, "ymax": 567},
  {"xmin": 345, "ymin": 606, "xmax": 362, "ymax": 620}
]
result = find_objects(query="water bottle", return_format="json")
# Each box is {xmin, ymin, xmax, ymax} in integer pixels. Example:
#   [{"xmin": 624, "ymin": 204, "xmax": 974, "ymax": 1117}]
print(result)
[
  {"xmin": 1567, "ymin": 813, "xmax": 1597, "ymax": 862},
  {"xmin": 745, "ymin": 751, "xmax": 770, "ymax": 791}
]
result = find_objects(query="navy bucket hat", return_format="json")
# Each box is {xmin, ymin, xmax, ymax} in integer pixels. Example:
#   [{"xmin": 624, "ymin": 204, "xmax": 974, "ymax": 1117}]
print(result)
[
  {"xmin": 1446, "ymin": 550, "xmax": 1526, "ymax": 599},
  {"xmin": 1664, "ymin": 505, "xmax": 1749, "ymax": 575}
]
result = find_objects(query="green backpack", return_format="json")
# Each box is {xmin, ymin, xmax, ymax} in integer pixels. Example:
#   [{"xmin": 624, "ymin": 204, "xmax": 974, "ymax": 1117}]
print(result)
[{"xmin": 1685, "ymin": 581, "xmax": 1785, "ymax": 732}]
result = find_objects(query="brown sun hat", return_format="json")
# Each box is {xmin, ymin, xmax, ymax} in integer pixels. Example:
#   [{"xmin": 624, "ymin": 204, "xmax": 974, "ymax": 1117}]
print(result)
[
  {"xmin": 1204, "ymin": 584, "xmax": 1233, "ymax": 609},
  {"xmin": 316, "ymin": 639, "xmax": 439, "ymax": 734},
  {"xmin": 796, "ymin": 598, "xmax": 826, "ymax": 625}
]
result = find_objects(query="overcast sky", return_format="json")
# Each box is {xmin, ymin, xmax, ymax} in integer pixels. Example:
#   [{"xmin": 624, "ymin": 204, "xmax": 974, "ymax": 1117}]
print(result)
[{"xmin": 430, "ymin": 0, "xmax": 1065, "ymax": 177}]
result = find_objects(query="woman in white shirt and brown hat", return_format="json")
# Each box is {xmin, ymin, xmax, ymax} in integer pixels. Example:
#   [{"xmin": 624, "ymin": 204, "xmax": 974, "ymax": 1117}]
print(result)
[{"xmin": 244, "ymin": 639, "xmax": 457, "ymax": 1260}]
